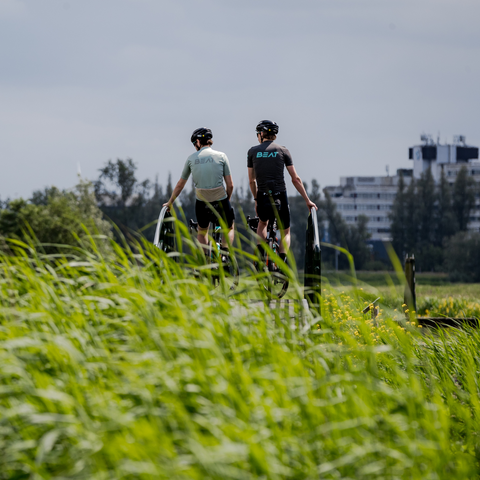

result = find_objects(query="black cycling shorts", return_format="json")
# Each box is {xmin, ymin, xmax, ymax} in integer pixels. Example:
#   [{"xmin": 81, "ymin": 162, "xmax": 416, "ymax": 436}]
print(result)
[
  {"xmin": 195, "ymin": 198, "xmax": 235, "ymax": 230},
  {"xmin": 257, "ymin": 190, "xmax": 290, "ymax": 229}
]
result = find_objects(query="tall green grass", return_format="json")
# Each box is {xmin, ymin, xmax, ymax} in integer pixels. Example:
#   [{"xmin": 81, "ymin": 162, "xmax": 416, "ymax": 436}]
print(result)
[{"xmin": 0, "ymin": 235, "xmax": 479, "ymax": 478}]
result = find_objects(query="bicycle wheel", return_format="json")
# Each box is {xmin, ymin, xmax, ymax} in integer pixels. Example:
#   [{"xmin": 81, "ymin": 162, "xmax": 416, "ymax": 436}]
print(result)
[
  {"xmin": 210, "ymin": 246, "xmax": 239, "ymax": 291},
  {"xmin": 268, "ymin": 270, "xmax": 289, "ymax": 299},
  {"xmin": 252, "ymin": 239, "xmax": 288, "ymax": 299},
  {"xmin": 265, "ymin": 242, "xmax": 289, "ymax": 299},
  {"xmin": 221, "ymin": 249, "xmax": 239, "ymax": 291},
  {"xmin": 153, "ymin": 206, "xmax": 177, "ymax": 256}
]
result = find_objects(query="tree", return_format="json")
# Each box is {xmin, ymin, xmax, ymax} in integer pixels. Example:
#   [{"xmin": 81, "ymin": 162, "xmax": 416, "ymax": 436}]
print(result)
[
  {"xmin": 344, "ymin": 214, "xmax": 371, "ymax": 269},
  {"xmin": 322, "ymin": 191, "xmax": 370, "ymax": 270},
  {"xmin": 95, "ymin": 158, "xmax": 137, "ymax": 207},
  {"xmin": 286, "ymin": 181, "xmax": 326, "ymax": 269},
  {"xmin": 434, "ymin": 169, "xmax": 456, "ymax": 245},
  {"xmin": 94, "ymin": 159, "xmax": 170, "ymax": 240},
  {"xmin": 452, "ymin": 166, "xmax": 476, "ymax": 231},
  {"xmin": 416, "ymin": 168, "xmax": 436, "ymax": 246},
  {"xmin": 389, "ymin": 173, "xmax": 407, "ymax": 257},
  {"xmin": 166, "ymin": 172, "xmax": 173, "ymax": 199},
  {"xmin": 444, "ymin": 232, "xmax": 480, "ymax": 282},
  {"xmin": 310, "ymin": 179, "xmax": 322, "ymax": 206},
  {"xmin": 403, "ymin": 178, "xmax": 417, "ymax": 255},
  {"xmin": 0, "ymin": 179, "xmax": 111, "ymax": 254},
  {"xmin": 414, "ymin": 168, "xmax": 441, "ymax": 271}
]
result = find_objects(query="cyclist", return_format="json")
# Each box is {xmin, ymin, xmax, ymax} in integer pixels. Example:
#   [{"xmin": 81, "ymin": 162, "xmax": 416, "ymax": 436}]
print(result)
[
  {"xmin": 247, "ymin": 119, "xmax": 317, "ymax": 263},
  {"xmin": 164, "ymin": 127, "xmax": 235, "ymax": 249}
]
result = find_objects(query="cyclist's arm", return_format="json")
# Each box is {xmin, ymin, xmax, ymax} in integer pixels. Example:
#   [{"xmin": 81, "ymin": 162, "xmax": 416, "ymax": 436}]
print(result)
[
  {"xmin": 224, "ymin": 175, "xmax": 234, "ymax": 200},
  {"xmin": 248, "ymin": 167, "xmax": 257, "ymax": 200},
  {"xmin": 286, "ymin": 165, "xmax": 318, "ymax": 210},
  {"xmin": 163, "ymin": 178, "xmax": 187, "ymax": 208}
]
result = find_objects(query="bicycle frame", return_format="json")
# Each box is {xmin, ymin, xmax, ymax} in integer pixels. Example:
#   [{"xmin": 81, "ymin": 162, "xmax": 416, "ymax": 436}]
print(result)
[{"xmin": 189, "ymin": 221, "xmax": 224, "ymax": 260}]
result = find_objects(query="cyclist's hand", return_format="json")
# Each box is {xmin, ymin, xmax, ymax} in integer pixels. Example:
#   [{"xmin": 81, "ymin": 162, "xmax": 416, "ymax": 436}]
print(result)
[
  {"xmin": 306, "ymin": 200, "xmax": 318, "ymax": 211},
  {"xmin": 163, "ymin": 202, "xmax": 171, "ymax": 210}
]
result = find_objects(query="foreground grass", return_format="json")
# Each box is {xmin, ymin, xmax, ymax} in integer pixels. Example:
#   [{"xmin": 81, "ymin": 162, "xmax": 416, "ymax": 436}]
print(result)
[{"xmin": 1, "ymin": 240, "xmax": 480, "ymax": 478}]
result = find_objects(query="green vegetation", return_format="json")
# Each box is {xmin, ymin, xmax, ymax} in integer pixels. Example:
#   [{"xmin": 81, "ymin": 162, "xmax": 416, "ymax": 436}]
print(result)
[
  {"xmin": 92, "ymin": 159, "xmax": 371, "ymax": 271},
  {"xmin": 390, "ymin": 166, "xmax": 480, "ymax": 275},
  {"xmin": 1, "ymin": 236, "xmax": 480, "ymax": 478},
  {"xmin": 444, "ymin": 232, "xmax": 480, "ymax": 283},
  {"xmin": 417, "ymin": 296, "xmax": 480, "ymax": 318},
  {"xmin": 370, "ymin": 283, "xmax": 480, "ymax": 305},
  {"xmin": 329, "ymin": 271, "xmax": 480, "ymax": 319},
  {"xmin": 0, "ymin": 180, "xmax": 111, "ymax": 254},
  {"xmin": 325, "ymin": 270, "xmax": 451, "ymax": 287}
]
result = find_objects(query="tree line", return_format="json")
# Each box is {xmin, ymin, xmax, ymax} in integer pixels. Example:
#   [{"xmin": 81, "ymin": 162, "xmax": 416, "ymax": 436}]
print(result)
[
  {"xmin": 3, "ymin": 158, "xmax": 479, "ymax": 280},
  {"xmin": 1, "ymin": 158, "xmax": 373, "ymax": 271},
  {"xmin": 389, "ymin": 165, "xmax": 480, "ymax": 281},
  {"xmin": 92, "ymin": 159, "xmax": 373, "ymax": 270}
]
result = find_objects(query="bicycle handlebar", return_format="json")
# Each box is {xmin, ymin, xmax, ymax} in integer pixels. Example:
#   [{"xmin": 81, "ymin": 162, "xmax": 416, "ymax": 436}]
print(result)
[
  {"xmin": 153, "ymin": 206, "xmax": 170, "ymax": 247},
  {"xmin": 310, "ymin": 207, "xmax": 320, "ymax": 252}
]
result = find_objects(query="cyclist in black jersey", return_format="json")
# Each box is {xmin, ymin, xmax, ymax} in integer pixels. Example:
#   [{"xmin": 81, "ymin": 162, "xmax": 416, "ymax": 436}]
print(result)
[{"xmin": 247, "ymin": 120, "xmax": 317, "ymax": 262}]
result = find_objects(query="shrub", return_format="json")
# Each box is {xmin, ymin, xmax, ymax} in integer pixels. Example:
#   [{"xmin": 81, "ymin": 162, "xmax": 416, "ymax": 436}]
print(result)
[
  {"xmin": 0, "ymin": 179, "xmax": 111, "ymax": 253},
  {"xmin": 444, "ymin": 232, "xmax": 480, "ymax": 282}
]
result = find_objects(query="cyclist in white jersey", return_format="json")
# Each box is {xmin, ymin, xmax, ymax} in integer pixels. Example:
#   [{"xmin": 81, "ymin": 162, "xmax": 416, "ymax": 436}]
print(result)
[{"xmin": 163, "ymin": 127, "xmax": 235, "ymax": 248}]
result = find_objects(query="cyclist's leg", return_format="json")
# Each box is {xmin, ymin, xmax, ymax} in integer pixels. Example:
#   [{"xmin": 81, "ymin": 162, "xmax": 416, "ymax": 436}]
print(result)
[
  {"xmin": 222, "ymin": 224, "xmax": 234, "ymax": 247},
  {"xmin": 278, "ymin": 192, "xmax": 291, "ymax": 257},
  {"xmin": 195, "ymin": 200, "xmax": 210, "ymax": 248},
  {"xmin": 257, "ymin": 220, "xmax": 268, "ymax": 242},
  {"xmin": 256, "ymin": 194, "xmax": 270, "ymax": 243},
  {"xmin": 279, "ymin": 227, "xmax": 291, "ymax": 254},
  {"xmin": 217, "ymin": 198, "xmax": 235, "ymax": 248},
  {"xmin": 253, "ymin": 195, "xmax": 271, "ymax": 268},
  {"xmin": 197, "ymin": 228, "xmax": 209, "ymax": 245}
]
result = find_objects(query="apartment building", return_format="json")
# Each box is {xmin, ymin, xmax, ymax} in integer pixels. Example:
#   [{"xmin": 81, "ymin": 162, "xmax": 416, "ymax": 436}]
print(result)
[
  {"xmin": 324, "ymin": 170, "xmax": 412, "ymax": 242},
  {"xmin": 324, "ymin": 135, "xmax": 480, "ymax": 244}
]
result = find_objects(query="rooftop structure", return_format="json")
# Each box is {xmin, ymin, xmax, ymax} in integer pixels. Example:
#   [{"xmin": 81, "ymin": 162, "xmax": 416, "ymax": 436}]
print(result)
[{"xmin": 409, "ymin": 134, "xmax": 479, "ymax": 181}]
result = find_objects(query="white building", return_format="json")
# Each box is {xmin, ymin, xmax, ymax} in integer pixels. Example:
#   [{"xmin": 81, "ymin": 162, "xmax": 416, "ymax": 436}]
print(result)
[
  {"xmin": 324, "ymin": 170, "xmax": 413, "ymax": 242},
  {"xmin": 324, "ymin": 135, "xmax": 480, "ymax": 243},
  {"xmin": 409, "ymin": 134, "xmax": 479, "ymax": 182}
]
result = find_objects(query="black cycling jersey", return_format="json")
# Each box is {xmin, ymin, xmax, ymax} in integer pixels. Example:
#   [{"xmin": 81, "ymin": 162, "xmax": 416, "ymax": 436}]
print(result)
[{"xmin": 247, "ymin": 141, "xmax": 293, "ymax": 193}]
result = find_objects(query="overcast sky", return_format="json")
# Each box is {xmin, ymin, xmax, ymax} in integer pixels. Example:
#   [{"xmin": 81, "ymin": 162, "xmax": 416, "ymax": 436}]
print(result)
[{"xmin": 1, "ymin": 0, "xmax": 479, "ymax": 200}]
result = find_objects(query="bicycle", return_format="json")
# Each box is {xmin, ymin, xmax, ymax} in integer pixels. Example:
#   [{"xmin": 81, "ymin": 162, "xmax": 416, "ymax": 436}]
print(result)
[
  {"xmin": 189, "ymin": 218, "xmax": 239, "ymax": 290},
  {"xmin": 154, "ymin": 206, "xmax": 239, "ymax": 290},
  {"xmin": 247, "ymin": 214, "xmax": 289, "ymax": 299},
  {"xmin": 153, "ymin": 206, "xmax": 177, "ymax": 257}
]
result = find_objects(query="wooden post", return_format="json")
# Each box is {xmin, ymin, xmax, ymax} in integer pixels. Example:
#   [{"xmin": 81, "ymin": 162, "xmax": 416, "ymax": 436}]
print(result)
[{"xmin": 404, "ymin": 254, "xmax": 416, "ymax": 314}]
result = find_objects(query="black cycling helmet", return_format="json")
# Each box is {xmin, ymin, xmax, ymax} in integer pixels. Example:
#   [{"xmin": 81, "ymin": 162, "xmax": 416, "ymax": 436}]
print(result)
[
  {"xmin": 256, "ymin": 120, "xmax": 279, "ymax": 135},
  {"xmin": 191, "ymin": 127, "xmax": 213, "ymax": 144}
]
